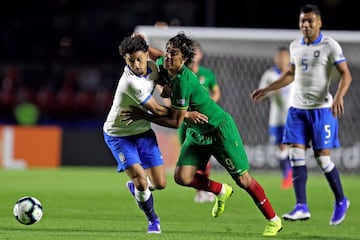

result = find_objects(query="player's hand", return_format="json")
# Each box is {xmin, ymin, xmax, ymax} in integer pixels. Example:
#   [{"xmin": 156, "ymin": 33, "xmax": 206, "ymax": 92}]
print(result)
[
  {"xmin": 331, "ymin": 96, "xmax": 345, "ymax": 118},
  {"xmin": 251, "ymin": 88, "xmax": 267, "ymax": 102},
  {"xmin": 185, "ymin": 111, "xmax": 208, "ymax": 124},
  {"xmin": 131, "ymin": 32, "xmax": 146, "ymax": 41},
  {"xmin": 120, "ymin": 106, "xmax": 145, "ymax": 126}
]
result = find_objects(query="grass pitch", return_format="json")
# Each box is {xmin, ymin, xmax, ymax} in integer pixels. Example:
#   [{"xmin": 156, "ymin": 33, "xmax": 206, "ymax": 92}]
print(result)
[{"xmin": 0, "ymin": 167, "xmax": 358, "ymax": 240}]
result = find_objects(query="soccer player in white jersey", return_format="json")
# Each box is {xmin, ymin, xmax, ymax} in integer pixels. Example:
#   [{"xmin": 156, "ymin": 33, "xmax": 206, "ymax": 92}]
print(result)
[
  {"xmin": 251, "ymin": 4, "xmax": 352, "ymax": 226},
  {"xmin": 258, "ymin": 46, "xmax": 293, "ymax": 189},
  {"xmin": 103, "ymin": 35, "xmax": 170, "ymax": 234},
  {"xmin": 103, "ymin": 35, "xmax": 207, "ymax": 234}
]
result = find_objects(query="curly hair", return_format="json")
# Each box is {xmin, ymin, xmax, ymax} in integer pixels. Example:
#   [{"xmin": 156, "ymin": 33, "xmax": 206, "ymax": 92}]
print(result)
[{"xmin": 118, "ymin": 35, "xmax": 149, "ymax": 56}]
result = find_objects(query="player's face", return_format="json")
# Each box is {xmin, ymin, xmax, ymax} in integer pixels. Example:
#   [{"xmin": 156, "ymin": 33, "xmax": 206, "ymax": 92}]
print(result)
[
  {"xmin": 164, "ymin": 43, "xmax": 186, "ymax": 76},
  {"xmin": 299, "ymin": 12, "xmax": 322, "ymax": 43},
  {"xmin": 124, "ymin": 51, "xmax": 148, "ymax": 76},
  {"xmin": 274, "ymin": 50, "xmax": 290, "ymax": 72}
]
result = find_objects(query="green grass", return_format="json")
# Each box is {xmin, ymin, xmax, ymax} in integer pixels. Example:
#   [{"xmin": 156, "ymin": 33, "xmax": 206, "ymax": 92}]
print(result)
[{"xmin": 0, "ymin": 167, "xmax": 358, "ymax": 240}]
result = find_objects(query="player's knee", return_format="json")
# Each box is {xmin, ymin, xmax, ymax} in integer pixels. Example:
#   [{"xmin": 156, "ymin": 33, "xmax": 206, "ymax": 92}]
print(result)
[
  {"xmin": 174, "ymin": 175, "xmax": 189, "ymax": 186},
  {"xmin": 153, "ymin": 179, "xmax": 167, "ymax": 190},
  {"xmin": 173, "ymin": 172, "xmax": 192, "ymax": 186},
  {"xmin": 135, "ymin": 178, "xmax": 148, "ymax": 191},
  {"xmin": 234, "ymin": 172, "xmax": 251, "ymax": 188},
  {"xmin": 174, "ymin": 174, "xmax": 185, "ymax": 186},
  {"xmin": 174, "ymin": 166, "xmax": 195, "ymax": 186},
  {"xmin": 275, "ymin": 148, "xmax": 289, "ymax": 160},
  {"xmin": 147, "ymin": 176, "xmax": 166, "ymax": 190},
  {"xmin": 289, "ymin": 147, "xmax": 306, "ymax": 167},
  {"xmin": 315, "ymin": 156, "xmax": 334, "ymax": 173}
]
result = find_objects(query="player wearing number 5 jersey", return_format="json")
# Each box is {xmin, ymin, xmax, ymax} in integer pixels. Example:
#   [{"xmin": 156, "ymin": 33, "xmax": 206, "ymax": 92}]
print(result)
[{"xmin": 251, "ymin": 4, "xmax": 352, "ymax": 226}]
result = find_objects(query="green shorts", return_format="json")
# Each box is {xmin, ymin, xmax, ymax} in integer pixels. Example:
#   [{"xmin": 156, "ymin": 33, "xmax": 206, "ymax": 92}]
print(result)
[
  {"xmin": 177, "ymin": 122, "xmax": 187, "ymax": 144},
  {"xmin": 177, "ymin": 113, "xmax": 249, "ymax": 178}
]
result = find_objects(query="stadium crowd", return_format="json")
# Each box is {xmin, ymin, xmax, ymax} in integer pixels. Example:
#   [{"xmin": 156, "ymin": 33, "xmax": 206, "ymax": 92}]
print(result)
[{"xmin": 0, "ymin": 63, "xmax": 121, "ymax": 125}]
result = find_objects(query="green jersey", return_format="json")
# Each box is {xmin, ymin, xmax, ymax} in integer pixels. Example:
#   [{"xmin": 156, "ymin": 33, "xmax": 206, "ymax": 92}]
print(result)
[
  {"xmin": 197, "ymin": 65, "xmax": 217, "ymax": 93},
  {"xmin": 156, "ymin": 57, "xmax": 249, "ymax": 176},
  {"xmin": 157, "ymin": 59, "xmax": 225, "ymax": 135}
]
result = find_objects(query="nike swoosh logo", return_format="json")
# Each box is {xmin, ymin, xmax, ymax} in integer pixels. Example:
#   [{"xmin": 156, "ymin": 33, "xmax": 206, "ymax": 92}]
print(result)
[{"xmin": 292, "ymin": 175, "xmax": 300, "ymax": 181}]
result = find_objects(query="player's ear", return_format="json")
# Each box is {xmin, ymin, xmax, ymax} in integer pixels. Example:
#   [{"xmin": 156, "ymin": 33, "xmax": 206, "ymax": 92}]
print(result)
[
  {"xmin": 123, "ymin": 55, "xmax": 130, "ymax": 65},
  {"xmin": 318, "ymin": 17, "xmax": 322, "ymax": 28}
]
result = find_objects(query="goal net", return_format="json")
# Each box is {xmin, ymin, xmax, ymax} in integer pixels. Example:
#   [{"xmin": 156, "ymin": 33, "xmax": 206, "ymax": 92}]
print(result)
[{"xmin": 135, "ymin": 26, "xmax": 360, "ymax": 171}]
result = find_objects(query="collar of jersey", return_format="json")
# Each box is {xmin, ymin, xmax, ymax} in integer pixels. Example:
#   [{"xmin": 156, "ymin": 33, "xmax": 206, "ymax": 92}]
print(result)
[{"xmin": 301, "ymin": 32, "xmax": 323, "ymax": 45}]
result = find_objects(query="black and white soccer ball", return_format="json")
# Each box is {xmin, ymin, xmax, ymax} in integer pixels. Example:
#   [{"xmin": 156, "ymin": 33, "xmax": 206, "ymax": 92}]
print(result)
[{"xmin": 13, "ymin": 196, "xmax": 43, "ymax": 225}]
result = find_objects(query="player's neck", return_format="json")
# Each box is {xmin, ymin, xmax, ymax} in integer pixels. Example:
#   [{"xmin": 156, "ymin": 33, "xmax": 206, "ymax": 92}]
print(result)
[
  {"xmin": 304, "ymin": 34, "xmax": 320, "ymax": 45},
  {"xmin": 168, "ymin": 67, "xmax": 182, "ymax": 78}
]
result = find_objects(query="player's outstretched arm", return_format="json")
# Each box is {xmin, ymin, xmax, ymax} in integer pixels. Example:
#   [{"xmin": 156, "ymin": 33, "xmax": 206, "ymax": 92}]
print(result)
[
  {"xmin": 120, "ymin": 107, "xmax": 186, "ymax": 129},
  {"xmin": 120, "ymin": 106, "xmax": 207, "ymax": 128},
  {"xmin": 143, "ymin": 96, "xmax": 170, "ymax": 116},
  {"xmin": 148, "ymin": 46, "xmax": 164, "ymax": 62},
  {"xmin": 251, "ymin": 68, "xmax": 294, "ymax": 102}
]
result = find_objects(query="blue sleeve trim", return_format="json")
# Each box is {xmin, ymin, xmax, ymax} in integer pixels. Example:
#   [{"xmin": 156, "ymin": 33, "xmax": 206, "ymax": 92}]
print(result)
[{"xmin": 141, "ymin": 94, "xmax": 152, "ymax": 105}]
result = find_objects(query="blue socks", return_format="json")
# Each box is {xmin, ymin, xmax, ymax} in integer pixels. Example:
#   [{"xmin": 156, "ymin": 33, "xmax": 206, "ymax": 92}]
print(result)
[
  {"xmin": 325, "ymin": 167, "xmax": 345, "ymax": 202},
  {"xmin": 292, "ymin": 165, "xmax": 308, "ymax": 204}
]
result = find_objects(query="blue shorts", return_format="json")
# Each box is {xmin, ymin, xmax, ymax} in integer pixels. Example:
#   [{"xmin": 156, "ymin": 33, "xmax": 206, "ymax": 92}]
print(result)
[
  {"xmin": 103, "ymin": 129, "xmax": 164, "ymax": 172},
  {"xmin": 283, "ymin": 107, "xmax": 340, "ymax": 150},
  {"xmin": 269, "ymin": 126, "xmax": 285, "ymax": 145}
]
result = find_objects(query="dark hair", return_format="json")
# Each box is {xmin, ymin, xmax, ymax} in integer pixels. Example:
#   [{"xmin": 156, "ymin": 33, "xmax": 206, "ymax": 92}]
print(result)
[
  {"xmin": 191, "ymin": 40, "xmax": 202, "ymax": 52},
  {"xmin": 185, "ymin": 40, "xmax": 202, "ymax": 67},
  {"xmin": 277, "ymin": 46, "xmax": 289, "ymax": 52},
  {"xmin": 167, "ymin": 32, "xmax": 195, "ymax": 66},
  {"xmin": 119, "ymin": 35, "xmax": 149, "ymax": 56},
  {"xmin": 300, "ymin": 4, "xmax": 321, "ymax": 17}
]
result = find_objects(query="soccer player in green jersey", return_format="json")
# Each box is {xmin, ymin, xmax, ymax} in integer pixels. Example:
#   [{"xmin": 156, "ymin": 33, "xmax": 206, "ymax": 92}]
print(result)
[
  {"xmin": 180, "ymin": 40, "xmax": 221, "ymax": 203},
  {"xmin": 189, "ymin": 41, "xmax": 221, "ymax": 103},
  {"xmin": 121, "ymin": 32, "xmax": 282, "ymax": 236}
]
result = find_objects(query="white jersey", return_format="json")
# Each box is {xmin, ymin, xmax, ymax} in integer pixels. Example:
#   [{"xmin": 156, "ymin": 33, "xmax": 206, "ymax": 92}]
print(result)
[
  {"xmin": 103, "ymin": 60, "xmax": 159, "ymax": 136},
  {"xmin": 289, "ymin": 33, "xmax": 346, "ymax": 109},
  {"xmin": 259, "ymin": 67, "xmax": 293, "ymax": 127}
]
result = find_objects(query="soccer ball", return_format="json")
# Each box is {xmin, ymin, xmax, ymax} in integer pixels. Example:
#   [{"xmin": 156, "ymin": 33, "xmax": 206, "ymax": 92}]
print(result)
[{"xmin": 13, "ymin": 196, "xmax": 43, "ymax": 225}]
